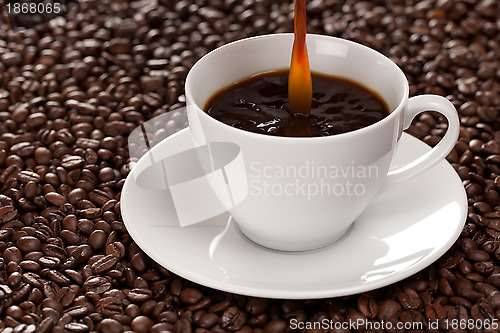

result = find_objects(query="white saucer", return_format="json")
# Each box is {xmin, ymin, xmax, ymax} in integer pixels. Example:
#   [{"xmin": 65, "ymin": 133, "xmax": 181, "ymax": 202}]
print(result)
[{"xmin": 121, "ymin": 129, "xmax": 467, "ymax": 299}]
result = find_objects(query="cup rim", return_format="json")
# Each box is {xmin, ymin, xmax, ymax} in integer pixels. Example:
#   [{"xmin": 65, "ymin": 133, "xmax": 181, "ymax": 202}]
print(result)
[{"xmin": 185, "ymin": 33, "xmax": 409, "ymax": 142}]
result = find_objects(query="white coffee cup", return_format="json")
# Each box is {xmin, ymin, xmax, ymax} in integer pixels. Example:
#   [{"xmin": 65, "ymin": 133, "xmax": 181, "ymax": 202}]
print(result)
[{"xmin": 185, "ymin": 33, "xmax": 459, "ymax": 251}]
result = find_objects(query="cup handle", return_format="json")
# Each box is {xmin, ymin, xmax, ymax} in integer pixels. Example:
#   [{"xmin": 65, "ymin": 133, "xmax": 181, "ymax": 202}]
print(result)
[{"xmin": 386, "ymin": 95, "xmax": 459, "ymax": 183}]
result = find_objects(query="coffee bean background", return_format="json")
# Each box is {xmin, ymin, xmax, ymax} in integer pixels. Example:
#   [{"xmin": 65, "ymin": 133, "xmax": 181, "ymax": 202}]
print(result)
[{"xmin": 0, "ymin": 0, "xmax": 499, "ymax": 332}]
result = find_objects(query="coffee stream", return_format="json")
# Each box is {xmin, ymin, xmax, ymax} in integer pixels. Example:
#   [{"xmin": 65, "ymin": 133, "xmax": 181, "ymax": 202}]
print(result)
[
  {"xmin": 288, "ymin": 0, "xmax": 312, "ymax": 114},
  {"xmin": 285, "ymin": 0, "xmax": 313, "ymax": 136}
]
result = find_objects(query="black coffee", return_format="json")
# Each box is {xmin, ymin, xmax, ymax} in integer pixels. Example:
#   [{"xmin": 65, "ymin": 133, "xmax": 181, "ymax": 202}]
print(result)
[{"xmin": 204, "ymin": 70, "xmax": 390, "ymax": 137}]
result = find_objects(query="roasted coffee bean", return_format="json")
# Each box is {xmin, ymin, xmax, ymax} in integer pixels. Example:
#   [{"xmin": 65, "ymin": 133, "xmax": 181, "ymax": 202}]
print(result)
[
  {"xmin": 487, "ymin": 274, "xmax": 500, "ymax": 288},
  {"xmin": 97, "ymin": 318, "xmax": 124, "ymax": 333},
  {"xmin": 474, "ymin": 261, "xmax": 494, "ymax": 275},
  {"xmin": 245, "ymin": 297, "xmax": 270, "ymax": 316},
  {"xmin": 38, "ymin": 256, "xmax": 61, "ymax": 269},
  {"xmin": 10, "ymin": 142, "xmax": 35, "ymax": 158},
  {"xmin": 79, "ymin": 208, "xmax": 101, "ymax": 219},
  {"xmin": 22, "ymin": 272, "xmax": 43, "ymax": 288},
  {"xmin": 12, "ymin": 283, "xmax": 32, "ymax": 302},
  {"xmin": 47, "ymin": 270, "xmax": 70, "ymax": 286},
  {"xmin": 474, "ymin": 282, "xmax": 498, "ymax": 296},
  {"xmin": 64, "ymin": 304, "xmax": 91, "ymax": 319},
  {"xmin": 377, "ymin": 299, "xmax": 401, "ymax": 321},
  {"xmin": 130, "ymin": 253, "xmax": 147, "ymax": 273},
  {"xmin": 6, "ymin": 305, "xmax": 24, "ymax": 320},
  {"xmin": 88, "ymin": 190, "xmax": 112, "ymax": 206},
  {"xmin": 187, "ymin": 297, "xmax": 211, "ymax": 312},
  {"xmin": 127, "ymin": 288, "xmax": 152, "ymax": 303},
  {"xmin": 467, "ymin": 249, "xmax": 490, "ymax": 262},
  {"xmin": 91, "ymin": 255, "xmax": 117, "ymax": 274},
  {"xmin": 8, "ymin": 271, "xmax": 22, "ymax": 288},
  {"xmin": 425, "ymin": 303, "xmax": 447, "ymax": 321},
  {"xmin": 131, "ymin": 315, "xmax": 154, "ymax": 333},
  {"xmin": 64, "ymin": 269, "xmax": 83, "ymax": 285},
  {"xmin": 61, "ymin": 156, "xmax": 85, "ymax": 170},
  {"xmin": 0, "ymin": 206, "xmax": 18, "ymax": 223},
  {"xmin": 105, "ymin": 242, "xmax": 126, "ymax": 259},
  {"xmin": 357, "ymin": 295, "xmax": 377, "ymax": 318},
  {"xmin": 77, "ymin": 219, "xmax": 95, "ymax": 236},
  {"xmin": 180, "ymin": 287, "xmax": 203, "ymax": 305},
  {"xmin": 17, "ymin": 170, "xmax": 40, "ymax": 184},
  {"xmin": 96, "ymin": 297, "xmax": 124, "ymax": 316},
  {"xmin": 221, "ymin": 306, "xmax": 247, "ymax": 331},
  {"xmin": 3, "ymin": 247, "xmax": 23, "ymax": 264},
  {"xmin": 64, "ymin": 322, "xmax": 89, "ymax": 333},
  {"xmin": 247, "ymin": 313, "xmax": 268, "ymax": 328},
  {"xmin": 173, "ymin": 318, "xmax": 192, "ymax": 333},
  {"xmin": 83, "ymin": 277, "xmax": 112, "ymax": 294},
  {"xmin": 87, "ymin": 230, "xmax": 106, "ymax": 251},
  {"xmin": 42, "ymin": 244, "xmax": 67, "ymax": 262},
  {"xmin": 16, "ymin": 236, "xmax": 42, "ymax": 253},
  {"xmin": 54, "ymin": 287, "xmax": 76, "ymax": 308},
  {"xmin": 44, "ymin": 192, "xmax": 67, "ymax": 206}
]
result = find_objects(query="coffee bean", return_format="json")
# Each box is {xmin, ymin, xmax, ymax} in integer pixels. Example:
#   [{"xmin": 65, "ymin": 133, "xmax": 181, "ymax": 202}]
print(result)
[
  {"xmin": 64, "ymin": 322, "xmax": 88, "ymax": 333},
  {"xmin": 130, "ymin": 253, "xmax": 147, "ymax": 273},
  {"xmin": 69, "ymin": 244, "xmax": 92, "ymax": 266},
  {"xmin": 88, "ymin": 190, "xmax": 111, "ymax": 207},
  {"xmin": 83, "ymin": 277, "xmax": 111, "ymax": 294},
  {"xmin": 221, "ymin": 306, "xmax": 247, "ymax": 331},
  {"xmin": 77, "ymin": 219, "xmax": 95, "ymax": 236},
  {"xmin": 377, "ymin": 299, "xmax": 401, "ymax": 321},
  {"xmin": 74, "ymin": 138, "xmax": 100, "ymax": 150},
  {"xmin": 16, "ymin": 236, "xmax": 42, "ymax": 253},
  {"xmin": 196, "ymin": 312, "xmax": 218, "ymax": 328},
  {"xmin": 0, "ymin": 206, "xmax": 18, "ymax": 223},
  {"xmin": 173, "ymin": 318, "xmax": 192, "ymax": 333},
  {"xmin": 97, "ymin": 318, "xmax": 124, "ymax": 333},
  {"xmin": 47, "ymin": 270, "xmax": 70, "ymax": 286},
  {"xmin": 467, "ymin": 249, "xmax": 490, "ymax": 262},
  {"xmin": 11, "ymin": 142, "xmax": 35, "ymax": 158},
  {"xmin": 91, "ymin": 255, "xmax": 117, "ymax": 274},
  {"xmin": 54, "ymin": 287, "xmax": 76, "ymax": 308},
  {"xmin": 88, "ymin": 230, "xmax": 106, "ymax": 251},
  {"xmin": 150, "ymin": 323, "xmax": 173, "ymax": 333},
  {"xmin": 22, "ymin": 272, "xmax": 43, "ymax": 288},
  {"xmin": 42, "ymin": 244, "xmax": 67, "ymax": 262},
  {"xmin": 357, "ymin": 295, "xmax": 378, "ymax": 318},
  {"xmin": 131, "ymin": 315, "xmax": 154, "ymax": 333},
  {"xmin": 61, "ymin": 156, "xmax": 85, "ymax": 170},
  {"xmin": 8, "ymin": 271, "xmax": 22, "ymax": 288},
  {"xmin": 187, "ymin": 297, "xmax": 211, "ymax": 312},
  {"xmin": 38, "ymin": 256, "xmax": 61, "ymax": 269},
  {"xmin": 44, "ymin": 192, "xmax": 67, "ymax": 206},
  {"xmin": 3, "ymin": 247, "xmax": 23, "ymax": 264},
  {"xmin": 79, "ymin": 208, "xmax": 101, "ymax": 219},
  {"xmin": 64, "ymin": 304, "xmax": 91, "ymax": 319},
  {"xmin": 65, "ymin": 269, "xmax": 83, "ymax": 285},
  {"xmin": 12, "ymin": 283, "xmax": 32, "ymax": 302},
  {"xmin": 17, "ymin": 170, "xmax": 41, "ymax": 184},
  {"xmin": 34, "ymin": 147, "xmax": 52, "ymax": 165},
  {"xmin": 96, "ymin": 297, "xmax": 124, "ymax": 317},
  {"xmin": 127, "ymin": 288, "xmax": 152, "ymax": 303},
  {"xmin": 488, "ymin": 291, "xmax": 500, "ymax": 309},
  {"xmin": 245, "ymin": 297, "xmax": 270, "ymax": 316},
  {"xmin": 180, "ymin": 287, "xmax": 203, "ymax": 305},
  {"xmin": 105, "ymin": 242, "xmax": 126, "ymax": 259}
]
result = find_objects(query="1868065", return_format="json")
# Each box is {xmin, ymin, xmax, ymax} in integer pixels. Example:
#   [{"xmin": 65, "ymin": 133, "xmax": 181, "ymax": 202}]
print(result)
[{"xmin": 2, "ymin": 0, "xmax": 78, "ymax": 30}]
